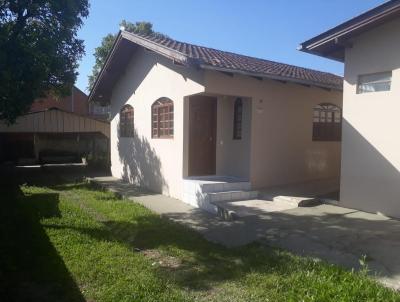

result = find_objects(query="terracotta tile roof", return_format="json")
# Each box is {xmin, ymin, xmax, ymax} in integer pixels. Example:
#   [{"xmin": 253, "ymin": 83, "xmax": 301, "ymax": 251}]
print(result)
[{"xmin": 132, "ymin": 32, "xmax": 343, "ymax": 90}]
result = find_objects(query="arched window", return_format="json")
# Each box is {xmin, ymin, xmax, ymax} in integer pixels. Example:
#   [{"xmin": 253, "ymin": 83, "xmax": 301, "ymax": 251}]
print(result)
[
  {"xmin": 233, "ymin": 98, "xmax": 243, "ymax": 140},
  {"xmin": 119, "ymin": 105, "xmax": 134, "ymax": 137},
  {"xmin": 313, "ymin": 103, "xmax": 341, "ymax": 141},
  {"xmin": 152, "ymin": 98, "xmax": 174, "ymax": 138}
]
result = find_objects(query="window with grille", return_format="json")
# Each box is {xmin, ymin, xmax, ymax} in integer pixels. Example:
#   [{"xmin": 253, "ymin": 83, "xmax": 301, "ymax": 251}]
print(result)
[
  {"xmin": 357, "ymin": 71, "xmax": 392, "ymax": 94},
  {"xmin": 312, "ymin": 103, "xmax": 342, "ymax": 141},
  {"xmin": 152, "ymin": 98, "xmax": 174, "ymax": 138},
  {"xmin": 233, "ymin": 98, "xmax": 243, "ymax": 140},
  {"xmin": 119, "ymin": 105, "xmax": 134, "ymax": 137}
]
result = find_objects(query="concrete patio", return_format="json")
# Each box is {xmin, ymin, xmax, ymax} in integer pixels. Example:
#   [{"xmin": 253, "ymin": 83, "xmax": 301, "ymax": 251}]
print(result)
[{"xmin": 89, "ymin": 176, "xmax": 400, "ymax": 290}]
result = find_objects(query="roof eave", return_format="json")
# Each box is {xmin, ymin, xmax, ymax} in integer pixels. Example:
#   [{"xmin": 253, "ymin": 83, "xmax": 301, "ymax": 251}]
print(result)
[
  {"xmin": 200, "ymin": 64, "xmax": 342, "ymax": 91},
  {"xmin": 88, "ymin": 31, "xmax": 202, "ymax": 104},
  {"xmin": 88, "ymin": 32, "xmax": 124, "ymax": 103},
  {"xmin": 120, "ymin": 31, "xmax": 195, "ymax": 66},
  {"xmin": 299, "ymin": 0, "xmax": 400, "ymax": 60}
]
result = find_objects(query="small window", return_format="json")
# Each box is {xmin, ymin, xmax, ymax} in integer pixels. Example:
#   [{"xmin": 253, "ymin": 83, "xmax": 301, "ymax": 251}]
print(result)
[
  {"xmin": 313, "ymin": 103, "xmax": 341, "ymax": 141},
  {"xmin": 119, "ymin": 105, "xmax": 134, "ymax": 137},
  {"xmin": 357, "ymin": 71, "xmax": 392, "ymax": 94},
  {"xmin": 152, "ymin": 98, "xmax": 174, "ymax": 138},
  {"xmin": 233, "ymin": 98, "xmax": 243, "ymax": 140}
]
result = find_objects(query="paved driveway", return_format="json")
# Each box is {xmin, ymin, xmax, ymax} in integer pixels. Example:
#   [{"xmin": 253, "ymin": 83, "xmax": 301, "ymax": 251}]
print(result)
[{"xmin": 238, "ymin": 204, "xmax": 400, "ymax": 290}]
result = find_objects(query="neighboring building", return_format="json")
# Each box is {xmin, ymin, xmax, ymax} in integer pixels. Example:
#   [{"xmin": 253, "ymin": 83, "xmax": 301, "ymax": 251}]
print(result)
[
  {"xmin": 0, "ymin": 86, "xmax": 111, "ymax": 166},
  {"xmin": 31, "ymin": 86, "xmax": 89, "ymax": 115},
  {"xmin": 89, "ymin": 31, "xmax": 343, "ymax": 213},
  {"xmin": 300, "ymin": 0, "xmax": 400, "ymax": 218},
  {"xmin": 0, "ymin": 108, "xmax": 110, "ymax": 166},
  {"xmin": 31, "ymin": 86, "xmax": 110, "ymax": 121}
]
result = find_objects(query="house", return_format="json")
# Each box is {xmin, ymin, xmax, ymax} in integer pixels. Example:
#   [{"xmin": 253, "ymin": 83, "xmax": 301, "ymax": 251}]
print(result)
[
  {"xmin": 89, "ymin": 31, "xmax": 343, "ymax": 213},
  {"xmin": 31, "ymin": 86, "xmax": 111, "ymax": 121},
  {"xmin": 300, "ymin": 0, "xmax": 400, "ymax": 218},
  {"xmin": 0, "ymin": 85, "xmax": 110, "ymax": 165},
  {"xmin": 31, "ymin": 86, "xmax": 89, "ymax": 116}
]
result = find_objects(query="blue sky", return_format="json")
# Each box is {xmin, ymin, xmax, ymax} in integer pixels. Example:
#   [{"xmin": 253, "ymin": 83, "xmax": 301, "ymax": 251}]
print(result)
[{"xmin": 76, "ymin": 0, "xmax": 386, "ymax": 92}]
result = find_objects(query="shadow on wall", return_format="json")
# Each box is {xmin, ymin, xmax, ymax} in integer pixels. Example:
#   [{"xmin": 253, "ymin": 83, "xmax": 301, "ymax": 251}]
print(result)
[
  {"xmin": 117, "ymin": 127, "xmax": 167, "ymax": 194},
  {"xmin": 340, "ymin": 119, "xmax": 400, "ymax": 217}
]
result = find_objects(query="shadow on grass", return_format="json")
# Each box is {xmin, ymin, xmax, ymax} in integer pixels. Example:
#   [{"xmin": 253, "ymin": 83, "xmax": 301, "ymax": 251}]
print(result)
[
  {"xmin": 1, "ymin": 173, "xmax": 398, "ymax": 300},
  {"xmin": 0, "ymin": 185, "xmax": 85, "ymax": 302},
  {"xmin": 41, "ymin": 215, "xmax": 295, "ymax": 292},
  {"xmin": 39, "ymin": 182, "xmax": 400, "ymax": 298}
]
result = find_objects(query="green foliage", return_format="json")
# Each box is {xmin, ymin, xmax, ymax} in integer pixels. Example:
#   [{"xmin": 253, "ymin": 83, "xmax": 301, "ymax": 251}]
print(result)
[
  {"xmin": 0, "ymin": 0, "xmax": 89, "ymax": 124},
  {"xmin": 87, "ymin": 20, "xmax": 165, "ymax": 91}
]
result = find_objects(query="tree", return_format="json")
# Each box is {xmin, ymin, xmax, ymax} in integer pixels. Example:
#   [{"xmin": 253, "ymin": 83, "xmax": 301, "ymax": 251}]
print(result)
[
  {"xmin": 0, "ymin": 0, "xmax": 89, "ymax": 124},
  {"xmin": 87, "ymin": 20, "xmax": 164, "ymax": 91}
]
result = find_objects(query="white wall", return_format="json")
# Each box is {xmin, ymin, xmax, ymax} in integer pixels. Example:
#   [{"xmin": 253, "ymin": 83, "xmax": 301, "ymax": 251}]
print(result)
[
  {"xmin": 205, "ymin": 71, "xmax": 342, "ymax": 189},
  {"xmin": 110, "ymin": 48, "xmax": 204, "ymax": 199},
  {"xmin": 341, "ymin": 18, "xmax": 400, "ymax": 217}
]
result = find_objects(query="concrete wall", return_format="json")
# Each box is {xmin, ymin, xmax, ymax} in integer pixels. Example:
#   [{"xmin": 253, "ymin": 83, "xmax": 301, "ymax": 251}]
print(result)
[
  {"xmin": 341, "ymin": 18, "xmax": 400, "ymax": 217},
  {"xmin": 110, "ymin": 47, "xmax": 204, "ymax": 199},
  {"xmin": 216, "ymin": 96, "xmax": 251, "ymax": 179},
  {"xmin": 205, "ymin": 71, "xmax": 342, "ymax": 189}
]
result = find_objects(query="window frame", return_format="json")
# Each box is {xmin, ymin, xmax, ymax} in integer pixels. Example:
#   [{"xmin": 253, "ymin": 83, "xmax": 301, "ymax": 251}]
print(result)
[
  {"xmin": 312, "ymin": 103, "xmax": 342, "ymax": 142},
  {"xmin": 119, "ymin": 104, "xmax": 134, "ymax": 138},
  {"xmin": 151, "ymin": 98, "xmax": 174, "ymax": 139},
  {"xmin": 357, "ymin": 71, "xmax": 392, "ymax": 94},
  {"xmin": 233, "ymin": 98, "xmax": 243, "ymax": 140}
]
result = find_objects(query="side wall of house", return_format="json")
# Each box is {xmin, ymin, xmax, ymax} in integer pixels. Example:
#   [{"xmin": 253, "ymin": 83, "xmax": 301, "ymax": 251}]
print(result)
[
  {"xmin": 341, "ymin": 18, "xmax": 400, "ymax": 217},
  {"xmin": 205, "ymin": 71, "xmax": 342, "ymax": 189},
  {"xmin": 110, "ymin": 48, "xmax": 204, "ymax": 199}
]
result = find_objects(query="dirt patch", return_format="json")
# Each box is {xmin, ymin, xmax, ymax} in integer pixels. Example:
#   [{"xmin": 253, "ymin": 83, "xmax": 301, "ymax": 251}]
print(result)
[{"xmin": 141, "ymin": 249, "xmax": 182, "ymax": 270}]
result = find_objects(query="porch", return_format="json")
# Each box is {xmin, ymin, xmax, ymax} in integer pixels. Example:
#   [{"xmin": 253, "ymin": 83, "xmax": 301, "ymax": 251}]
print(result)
[{"xmin": 181, "ymin": 93, "xmax": 254, "ymax": 212}]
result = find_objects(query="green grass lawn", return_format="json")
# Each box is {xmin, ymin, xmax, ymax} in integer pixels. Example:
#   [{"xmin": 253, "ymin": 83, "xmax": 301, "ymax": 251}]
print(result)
[{"xmin": 1, "ymin": 179, "xmax": 399, "ymax": 302}]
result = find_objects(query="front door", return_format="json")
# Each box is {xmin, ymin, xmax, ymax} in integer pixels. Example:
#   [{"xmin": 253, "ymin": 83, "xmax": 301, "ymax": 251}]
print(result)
[{"xmin": 189, "ymin": 95, "xmax": 217, "ymax": 176}]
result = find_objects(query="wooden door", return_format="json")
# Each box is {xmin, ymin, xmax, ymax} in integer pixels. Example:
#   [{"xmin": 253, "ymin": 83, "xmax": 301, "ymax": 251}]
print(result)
[{"xmin": 189, "ymin": 96, "xmax": 217, "ymax": 176}]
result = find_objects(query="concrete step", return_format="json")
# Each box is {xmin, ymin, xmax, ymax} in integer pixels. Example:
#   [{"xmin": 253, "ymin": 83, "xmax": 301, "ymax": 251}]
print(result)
[
  {"xmin": 208, "ymin": 190, "xmax": 258, "ymax": 203},
  {"xmin": 200, "ymin": 181, "xmax": 251, "ymax": 193},
  {"xmin": 261, "ymin": 193, "xmax": 321, "ymax": 207},
  {"xmin": 183, "ymin": 179, "xmax": 251, "ymax": 194},
  {"xmin": 182, "ymin": 177, "xmax": 254, "ymax": 219}
]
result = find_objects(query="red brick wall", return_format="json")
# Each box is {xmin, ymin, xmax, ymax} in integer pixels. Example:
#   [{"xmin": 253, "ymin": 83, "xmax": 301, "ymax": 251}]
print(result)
[{"xmin": 30, "ymin": 86, "xmax": 88, "ymax": 116}]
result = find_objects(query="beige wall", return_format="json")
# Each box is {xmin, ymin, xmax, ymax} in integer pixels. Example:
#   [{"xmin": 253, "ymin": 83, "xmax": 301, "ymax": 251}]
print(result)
[
  {"xmin": 205, "ymin": 71, "xmax": 342, "ymax": 189},
  {"xmin": 216, "ymin": 96, "xmax": 251, "ymax": 179},
  {"xmin": 341, "ymin": 18, "xmax": 400, "ymax": 217},
  {"xmin": 109, "ymin": 44, "xmax": 342, "ymax": 200},
  {"xmin": 110, "ymin": 47, "xmax": 204, "ymax": 199}
]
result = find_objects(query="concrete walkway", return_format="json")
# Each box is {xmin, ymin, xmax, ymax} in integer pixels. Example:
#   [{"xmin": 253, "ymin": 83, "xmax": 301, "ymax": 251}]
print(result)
[{"xmin": 89, "ymin": 176, "xmax": 400, "ymax": 290}]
